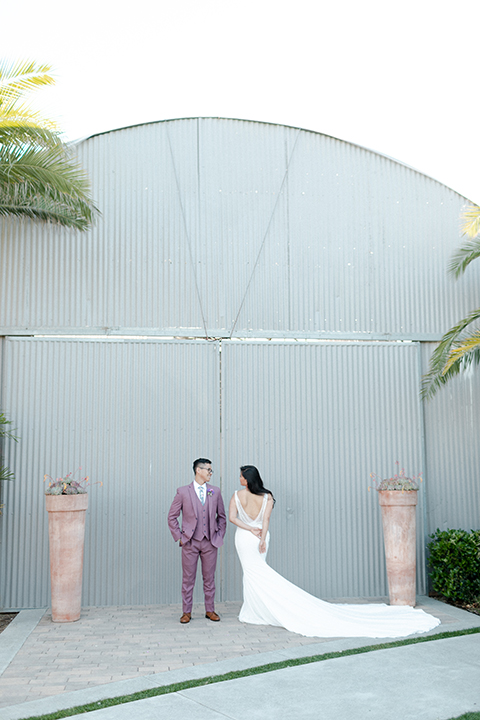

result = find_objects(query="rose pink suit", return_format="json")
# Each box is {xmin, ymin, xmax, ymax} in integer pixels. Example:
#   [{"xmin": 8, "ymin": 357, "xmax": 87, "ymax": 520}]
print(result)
[{"xmin": 167, "ymin": 483, "xmax": 227, "ymax": 613}]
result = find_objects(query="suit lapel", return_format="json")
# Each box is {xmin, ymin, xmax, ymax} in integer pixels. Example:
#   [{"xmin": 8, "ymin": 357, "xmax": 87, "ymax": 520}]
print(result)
[{"xmin": 188, "ymin": 482, "xmax": 198, "ymax": 519}]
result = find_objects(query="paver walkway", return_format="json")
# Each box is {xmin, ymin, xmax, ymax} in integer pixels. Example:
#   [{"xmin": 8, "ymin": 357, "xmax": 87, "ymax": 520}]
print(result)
[
  {"xmin": 0, "ymin": 601, "xmax": 324, "ymax": 707},
  {"xmin": 0, "ymin": 597, "xmax": 472, "ymax": 713}
]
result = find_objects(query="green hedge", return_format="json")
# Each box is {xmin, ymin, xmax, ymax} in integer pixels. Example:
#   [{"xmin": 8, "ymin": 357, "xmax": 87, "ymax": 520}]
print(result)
[{"xmin": 428, "ymin": 529, "xmax": 480, "ymax": 603}]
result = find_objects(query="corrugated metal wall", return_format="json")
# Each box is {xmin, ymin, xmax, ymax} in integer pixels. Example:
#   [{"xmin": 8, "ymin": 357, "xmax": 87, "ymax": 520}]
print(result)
[
  {"xmin": 1, "ymin": 118, "xmax": 478, "ymax": 610},
  {"xmin": 221, "ymin": 340, "xmax": 426, "ymax": 600},
  {"xmin": 1, "ymin": 337, "xmax": 431, "ymax": 608},
  {"xmin": 0, "ymin": 118, "xmax": 473, "ymax": 338},
  {"xmin": 0, "ymin": 338, "xmax": 220, "ymax": 608}
]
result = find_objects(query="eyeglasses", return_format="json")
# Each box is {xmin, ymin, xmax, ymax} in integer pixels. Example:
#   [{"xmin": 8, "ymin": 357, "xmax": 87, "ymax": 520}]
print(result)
[{"xmin": 199, "ymin": 467, "xmax": 213, "ymax": 474}]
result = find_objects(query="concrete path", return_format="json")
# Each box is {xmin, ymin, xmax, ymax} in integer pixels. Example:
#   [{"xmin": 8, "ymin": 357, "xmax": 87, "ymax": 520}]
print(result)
[
  {"xmin": 64, "ymin": 634, "xmax": 480, "ymax": 720},
  {"xmin": 0, "ymin": 597, "xmax": 479, "ymax": 720}
]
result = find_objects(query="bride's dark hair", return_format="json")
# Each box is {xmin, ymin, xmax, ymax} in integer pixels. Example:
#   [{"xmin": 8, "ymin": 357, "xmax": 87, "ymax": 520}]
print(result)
[{"xmin": 240, "ymin": 465, "xmax": 275, "ymax": 505}]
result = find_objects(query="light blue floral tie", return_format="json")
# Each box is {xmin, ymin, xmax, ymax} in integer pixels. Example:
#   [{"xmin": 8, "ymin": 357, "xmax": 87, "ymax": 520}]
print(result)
[{"xmin": 199, "ymin": 486, "xmax": 205, "ymax": 505}]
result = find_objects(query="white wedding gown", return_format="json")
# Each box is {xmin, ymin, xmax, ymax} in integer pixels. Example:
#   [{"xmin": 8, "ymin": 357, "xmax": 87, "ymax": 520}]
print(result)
[{"xmin": 234, "ymin": 492, "xmax": 441, "ymax": 638}]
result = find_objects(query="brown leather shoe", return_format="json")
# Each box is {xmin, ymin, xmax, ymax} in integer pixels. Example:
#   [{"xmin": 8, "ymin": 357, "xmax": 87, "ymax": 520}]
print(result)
[
  {"xmin": 205, "ymin": 611, "xmax": 220, "ymax": 621},
  {"xmin": 180, "ymin": 612, "xmax": 191, "ymax": 624}
]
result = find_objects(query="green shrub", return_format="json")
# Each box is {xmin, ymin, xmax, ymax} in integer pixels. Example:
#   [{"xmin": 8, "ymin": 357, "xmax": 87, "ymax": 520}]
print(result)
[{"xmin": 428, "ymin": 529, "xmax": 480, "ymax": 604}]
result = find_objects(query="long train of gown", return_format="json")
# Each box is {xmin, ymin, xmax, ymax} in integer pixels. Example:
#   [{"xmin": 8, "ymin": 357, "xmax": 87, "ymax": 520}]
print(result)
[{"xmin": 234, "ymin": 492, "xmax": 441, "ymax": 638}]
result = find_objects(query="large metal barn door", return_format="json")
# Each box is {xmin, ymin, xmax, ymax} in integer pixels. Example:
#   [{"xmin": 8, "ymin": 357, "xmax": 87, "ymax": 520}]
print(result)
[
  {"xmin": 1, "ymin": 337, "xmax": 426, "ymax": 609},
  {"xmin": 220, "ymin": 340, "xmax": 426, "ymax": 601},
  {"xmin": 0, "ymin": 337, "xmax": 220, "ymax": 609}
]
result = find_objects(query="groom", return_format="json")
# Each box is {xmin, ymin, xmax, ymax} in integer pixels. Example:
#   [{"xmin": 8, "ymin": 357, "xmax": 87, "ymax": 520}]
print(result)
[{"xmin": 167, "ymin": 458, "xmax": 227, "ymax": 624}]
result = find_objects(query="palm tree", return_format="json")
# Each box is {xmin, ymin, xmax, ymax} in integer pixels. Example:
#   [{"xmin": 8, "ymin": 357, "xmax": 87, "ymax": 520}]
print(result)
[
  {"xmin": 0, "ymin": 59, "xmax": 98, "ymax": 230},
  {"xmin": 1, "ymin": 61, "xmax": 98, "ymax": 498},
  {"xmin": 421, "ymin": 204, "xmax": 480, "ymax": 400}
]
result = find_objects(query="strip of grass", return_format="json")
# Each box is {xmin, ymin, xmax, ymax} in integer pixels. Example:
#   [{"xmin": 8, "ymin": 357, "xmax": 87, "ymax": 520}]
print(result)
[{"xmin": 19, "ymin": 625, "xmax": 480, "ymax": 720}]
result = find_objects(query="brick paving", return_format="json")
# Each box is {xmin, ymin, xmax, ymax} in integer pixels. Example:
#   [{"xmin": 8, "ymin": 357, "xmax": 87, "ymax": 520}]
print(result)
[{"xmin": 0, "ymin": 602, "xmax": 326, "ymax": 708}]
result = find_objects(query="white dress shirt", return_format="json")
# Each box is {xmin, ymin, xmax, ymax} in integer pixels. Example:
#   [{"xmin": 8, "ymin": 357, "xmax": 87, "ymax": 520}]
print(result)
[{"xmin": 193, "ymin": 480, "xmax": 207, "ymax": 503}]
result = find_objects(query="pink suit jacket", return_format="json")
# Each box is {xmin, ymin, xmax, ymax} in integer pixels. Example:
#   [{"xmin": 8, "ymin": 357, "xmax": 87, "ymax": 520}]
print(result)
[{"xmin": 167, "ymin": 482, "xmax": 227, "ymax": 548}]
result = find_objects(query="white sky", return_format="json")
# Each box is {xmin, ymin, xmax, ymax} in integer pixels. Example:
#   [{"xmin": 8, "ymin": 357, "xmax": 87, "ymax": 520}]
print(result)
[{"xmin": 3, "ymin": 0, "xmax": 480, "ymax": 204}]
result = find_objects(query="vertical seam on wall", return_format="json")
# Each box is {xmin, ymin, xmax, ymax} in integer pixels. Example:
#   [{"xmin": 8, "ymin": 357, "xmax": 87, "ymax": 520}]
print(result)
[
  {"xmin": 417, "ymin": 341, "xmax": 429, "ymax": 593},
  {"xmin": 285, "ymin": 139, "xmax": 292, "ymax": 331},
  {"xmin": 218, "ymin": 338, "xmax": 223, "ymax": 600},
  {"xmin": 166, "ymin": 124, "xmax": 209, "ymax": 339}
]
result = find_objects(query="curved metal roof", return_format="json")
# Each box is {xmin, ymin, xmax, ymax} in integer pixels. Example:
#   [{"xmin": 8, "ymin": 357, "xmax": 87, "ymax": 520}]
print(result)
[
  {"xmin": 80, "ymin": 116, "xmax": 468, "ymax": 200},
  {"xmin": 1, "ymin": 116, "xmax": 473, "ymax": 338}
]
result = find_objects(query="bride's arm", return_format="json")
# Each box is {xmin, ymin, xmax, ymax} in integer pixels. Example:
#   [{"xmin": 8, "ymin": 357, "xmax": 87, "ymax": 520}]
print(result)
[
  {"xmin": 228, "ymin": 494, "xmax": 262, "ymax": 536},
  {"xmin": 258, "ymin": 495, "xmax": 274, "ymax": 553}
]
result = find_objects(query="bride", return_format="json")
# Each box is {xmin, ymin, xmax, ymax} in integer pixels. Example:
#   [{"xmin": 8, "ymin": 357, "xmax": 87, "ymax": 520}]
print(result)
[{"xmin": 228, "ymin": 465, "xmax": 441, "ymax": 639}]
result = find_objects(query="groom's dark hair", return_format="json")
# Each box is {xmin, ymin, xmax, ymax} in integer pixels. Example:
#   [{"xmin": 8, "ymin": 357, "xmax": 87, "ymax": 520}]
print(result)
[{"xmin": 193, "ymin": 458, "xmax": 212, "ymax": 473}]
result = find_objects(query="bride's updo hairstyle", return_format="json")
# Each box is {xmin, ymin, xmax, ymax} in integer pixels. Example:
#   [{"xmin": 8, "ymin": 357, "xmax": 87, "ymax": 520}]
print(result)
[{"xmin": 240, "ymin": 465, "xmax": 276, "ymax": 505}]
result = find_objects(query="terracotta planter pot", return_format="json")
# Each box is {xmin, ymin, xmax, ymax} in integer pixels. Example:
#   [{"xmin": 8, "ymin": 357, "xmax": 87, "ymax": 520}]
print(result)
[
  {"xmin": 45, "ymin": 493, "xmax": 88, "ymax": 622},
  {"xmin": 378, "ymin": 490, "xmax": 417, "ymax": 606}
]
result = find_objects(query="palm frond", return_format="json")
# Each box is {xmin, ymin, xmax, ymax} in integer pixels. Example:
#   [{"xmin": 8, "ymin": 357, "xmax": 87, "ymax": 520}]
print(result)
[
  {"xmin": 424, "ymin": 204, "xmax": 480, "ymax": 398},
  {"xmin": 0, "ymin": 59, "xmax": 98, "ymax": 231},
  {"xmin": 0, "ymin": 466, "xmax": 15, "ymax": 482},
  {"xmin": 0, "ymin": 104, "xmax": 59, "ymax": 133},
  {"xmin": 448, "ymin": 205, "xmax": 480, "ymax": 278},
  {"xmin": 0, "ymin": 141, "xmax": 91, "ymax": 192},
  {"xmin": 0, "ymin": 124, "xmax": 62, "ymax": 148},
  {"xmin": 0, "ymin": 181, "xmax": 97, "ymax": 230},
  {"xmin": 443, "ymin": 333, "xmax": 480, "ymax": 373},
  {"xmin": 0, "ymin": 59, "xmax": 54, "ymax": 106},
  {"xmin": 448, "ymin": 238, "xmax": 480, "ymax": 278},
  {"xmin": 421, "ymin": 306, "xmax": 480, "ymax": 400},
  {"xmin": 0, "ymin": 137, "xmax": 98, "ymax": 229},
  {"xmin": 0, "ymin": 412, "xmax": 18, "ymax": 442},
  {"xmin": 461, "ymin": 204, "xmax": 480, "ymax": 239},
  {"xmin": 0, "ymin": 191, "xmax": 96, "ymax": 230}
]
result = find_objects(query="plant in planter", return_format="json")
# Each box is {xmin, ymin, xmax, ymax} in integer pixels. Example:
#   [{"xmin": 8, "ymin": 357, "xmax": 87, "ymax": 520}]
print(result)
[
  {"xmin": 369, "ymin": 464, "xmax": 422, "ymax": 492},
  {"xmin": 370, "ymin": 463, "xmax": 422, "ymax": 607},
  {"xmin": 44, "ymin": 469, "xmax": 93, "ymax": 622},
  {"xmin": 44, "ymin": 468, "xmax": 89, "ymax": 495}
]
